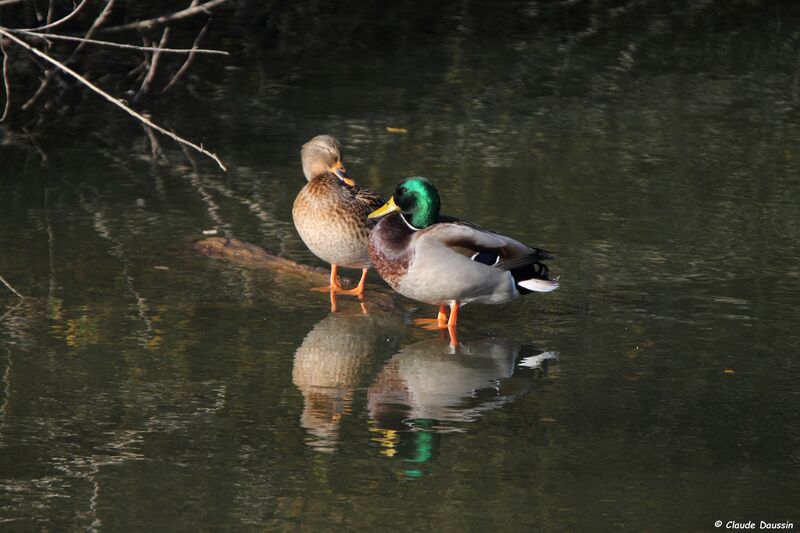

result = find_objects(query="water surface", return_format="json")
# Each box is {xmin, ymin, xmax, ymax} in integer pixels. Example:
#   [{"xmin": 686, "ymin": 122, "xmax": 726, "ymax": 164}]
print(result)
[{"xmin": 1, "ymin": 5, "xmax": 800, "ymax": 531}]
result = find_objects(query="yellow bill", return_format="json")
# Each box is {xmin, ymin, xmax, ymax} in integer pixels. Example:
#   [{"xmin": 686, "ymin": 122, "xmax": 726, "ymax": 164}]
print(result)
[{"xmin": 368, "ymin": 196, "xmax": 400, "ymax": 218}]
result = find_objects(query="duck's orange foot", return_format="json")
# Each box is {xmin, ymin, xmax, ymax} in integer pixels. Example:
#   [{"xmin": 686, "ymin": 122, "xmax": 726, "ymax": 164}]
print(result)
[
  {"xmin": 309, "ymin": 284, "xmax": 365, "ymax": 296},
  {"xmin": 311, "ymin": 266, "xmax": 367, "ymax": 296},
  {"xmin": 310, "ymin": 284, "xmax": 336, "ymax": 293}
]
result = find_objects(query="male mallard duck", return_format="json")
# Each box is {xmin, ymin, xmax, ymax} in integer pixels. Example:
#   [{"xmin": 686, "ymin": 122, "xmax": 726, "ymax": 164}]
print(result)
[
  {"xmin": 292, "ymin": 135, "xmax": 385, "ymax": 299},
  {"xmin": 367, "ymin": 177, "xmax": 558, "ymax": 343}
]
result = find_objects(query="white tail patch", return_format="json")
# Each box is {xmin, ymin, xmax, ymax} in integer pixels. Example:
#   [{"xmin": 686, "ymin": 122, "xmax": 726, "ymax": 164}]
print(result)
[
  {"xmin": 518, "ymin": 278, "xmax": 559, "ymax": 292},
  {"xmin": 519, "ymin": 351, "xmax": 559, "ymax": 369}
]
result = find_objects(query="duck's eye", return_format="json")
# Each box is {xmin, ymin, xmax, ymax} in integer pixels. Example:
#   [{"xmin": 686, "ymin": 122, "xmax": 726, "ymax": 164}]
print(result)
[{"xmin": 397, "ymin": 187, "xmax": 407, "ymax": 195}]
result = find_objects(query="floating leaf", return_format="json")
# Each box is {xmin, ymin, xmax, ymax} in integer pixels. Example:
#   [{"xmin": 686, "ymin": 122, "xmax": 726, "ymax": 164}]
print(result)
[{"xmin": 386, "ymin": 127, "xmax": 408, "ymax": 134}]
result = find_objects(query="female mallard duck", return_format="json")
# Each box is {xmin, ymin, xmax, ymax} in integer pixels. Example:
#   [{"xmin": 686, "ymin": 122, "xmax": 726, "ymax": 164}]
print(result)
[
  {"xmin": 292, "ymin": 135, "xmax": 385, "ymax": 299},
  {"xmin": 367, "ymin": 177, "xmax": 558, "ymax": 343}
]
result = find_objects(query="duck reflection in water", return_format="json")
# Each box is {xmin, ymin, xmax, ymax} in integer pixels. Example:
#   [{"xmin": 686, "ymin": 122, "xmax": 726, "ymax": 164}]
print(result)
[
  {"xmin": 292, "ymin": 310, "xmax": 405, "ymax": 453},
  {"xmin": 367, "ymin": 336, "xmax": 556, "ymax": 475}
]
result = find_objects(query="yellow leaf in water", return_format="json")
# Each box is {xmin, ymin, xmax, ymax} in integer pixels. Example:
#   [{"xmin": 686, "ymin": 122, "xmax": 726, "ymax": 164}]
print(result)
[
  {"xmin": 386, "ymin": 127, "xmax": 408, "ymax": 134},
  {"xmin": 723, "ymin": 368, "xmax": 736, "ymax": 374},
  {"xmin": 538, "ymin": 416, "xmax": 557, "ymax": 423}
]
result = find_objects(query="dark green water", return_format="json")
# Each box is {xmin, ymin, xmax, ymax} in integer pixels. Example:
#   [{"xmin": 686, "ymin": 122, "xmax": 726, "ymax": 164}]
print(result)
[{"xmin": 2, "ymin": 6, "xmax": 800, "ymax": 532}]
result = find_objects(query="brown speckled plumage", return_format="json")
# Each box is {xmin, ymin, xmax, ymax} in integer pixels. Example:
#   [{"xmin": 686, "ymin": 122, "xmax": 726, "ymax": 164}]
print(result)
[{"xmin": 293, "ymin": 172, "xmax": 385, "ymax": 269}]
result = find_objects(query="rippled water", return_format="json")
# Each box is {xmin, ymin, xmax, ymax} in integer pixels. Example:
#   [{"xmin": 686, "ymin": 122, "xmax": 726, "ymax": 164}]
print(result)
[{"xmin": 2, "ymin": 5, "xmax": 800, "ymax": 531}]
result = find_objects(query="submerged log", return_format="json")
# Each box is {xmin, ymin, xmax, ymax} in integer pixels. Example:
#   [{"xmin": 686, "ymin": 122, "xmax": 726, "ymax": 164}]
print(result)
[
  {"xmin": 193, "ymin": 235, "xmax": 332, "ymax": 279},
  {"xmin": 193, "ymin": 235, "xmax": 399, "ymax": 309}
]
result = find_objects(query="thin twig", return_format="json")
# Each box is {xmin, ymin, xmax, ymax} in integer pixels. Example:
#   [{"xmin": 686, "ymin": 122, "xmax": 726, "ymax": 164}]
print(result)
[
  {"xmin": 102, "ymin": 0, "xmax": 229, "ymax": 33},
  {"xmin": 31, "ymin": 0, "xmax": 42, "ymax": 23},
  {"xmin": 0, "ymin": 0, "xmax": 26, "ymax": 6},
  {"xmin": 10, "ymin": 29, "xmax": 228, "ymax": 55},
  {"xmin": 71, "ymin": 0, "xmax": 116, "ymax": 55},
  {"xmin": 20, "ymin": 70, "xmax": 50, "ymax": 111},
  {"xmin": 0, "ymin": 39, "xmax": 10, "ymax": 121},
  {"xmin": 22, "ymin": 0, "xmax": 116, "ymax": 111},
  {"xmin": 136, "ymin": 26, "xmax": 169, "ymax": 100},
  {"xmin": 0, "ymin": 275, "xmax": 24, "ymax": 299},
  {"xmin": 0, "ymin": 28, "xmax": 227, "ymax": 171},
  {"xmin": 45, "ymin": 0, "xmax": 54, "ymax": 32},
  {"xmin": 20, "ymin": 0, "xmax": 91, "ymax": 32},
  {"xmin": 162, "ymin": 19, "xmax": 209, "ymax": 93},
  {"xmin": 140, "ymin": 35, "xmax": 152, "ymax": 77},
  {"xmin": 126, "ymin": 60, "xmax": 146, "ymax": 80}
]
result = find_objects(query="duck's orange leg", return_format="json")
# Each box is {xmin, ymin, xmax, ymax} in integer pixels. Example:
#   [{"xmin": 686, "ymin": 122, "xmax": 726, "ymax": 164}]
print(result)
[
  {"xmin": 311, "ymin": 264, "xmax": 340, "ymax": 292},
  {"xmin": 414, "ymin": 305, "xmax": 449, "ymax": 330},
  {"xmin": 311, "ymin": 265, "xmax": 368, "ymax": 296},
  {"xmin": 336, "ymin": 268, "xmax": 368, "ymax": 296},
  {"xmin": 446, "ymin": 302, "xmax": 460, "ymax": 347}
]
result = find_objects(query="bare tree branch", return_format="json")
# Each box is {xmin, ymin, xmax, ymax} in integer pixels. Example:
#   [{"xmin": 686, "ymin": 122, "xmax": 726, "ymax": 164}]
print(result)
[
  {"xmin": 0, "ymin": 28, "xmax": 227, "ymax": 171},
  {"xmin": 20, "ymin": 70, "xmax": 49, "ymax": 111},
  {"xmin": 20, "ymin": 0, "xmax": 92, "ymax": 32},
  {"xmin": 22, "ymin": 0, "xmax": 116, "ymax": 111},
  {"xmin": 31, "ymin": 0, "xmax": 43, "ymax": 23},
  {"xmin": 136, "ymin": 26, "xmax": 169, "ymax": 100},
  {"xmin": 102, "ymin": 0, "xmax": 229, "ymax": 33},
  {"xmin": 162, "ymin": 19, "xmax": 210, "ymax": 93},
  {"xmin": 45, "ymin": 0, "xmax": 55, "ymax": 32},
  {"xmin": 126, "ymin": 60, "xmax": 147, "ymax": 81},
  {"xmin": 10, "ymin": 29, "xmax": 228, "ymax": 55},
  {"xmin": 0, "ymin": 275, "xmax": 24, "ymax": 299},
  {"xmin": 0, "ymin": 39, "xmax": 10, "ymax": 121},
  {"xmin": 45, "ymin": 0, "xmax": 53, "ymax": 30},
  {"xmin": 73, "ymin": 0, "xmax": 116, "ymax": 52}
]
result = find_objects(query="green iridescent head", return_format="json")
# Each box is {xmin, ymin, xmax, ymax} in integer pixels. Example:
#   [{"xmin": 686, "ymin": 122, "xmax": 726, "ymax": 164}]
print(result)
[{"xmin": 369, "ymin": 177, "xmax": 441, "ymax": 229}]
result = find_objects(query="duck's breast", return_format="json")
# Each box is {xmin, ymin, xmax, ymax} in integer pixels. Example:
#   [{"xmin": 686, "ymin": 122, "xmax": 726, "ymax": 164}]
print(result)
[{"xmin": 293, "ymin": 177, "xmax": 373, "ymax": 268}]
